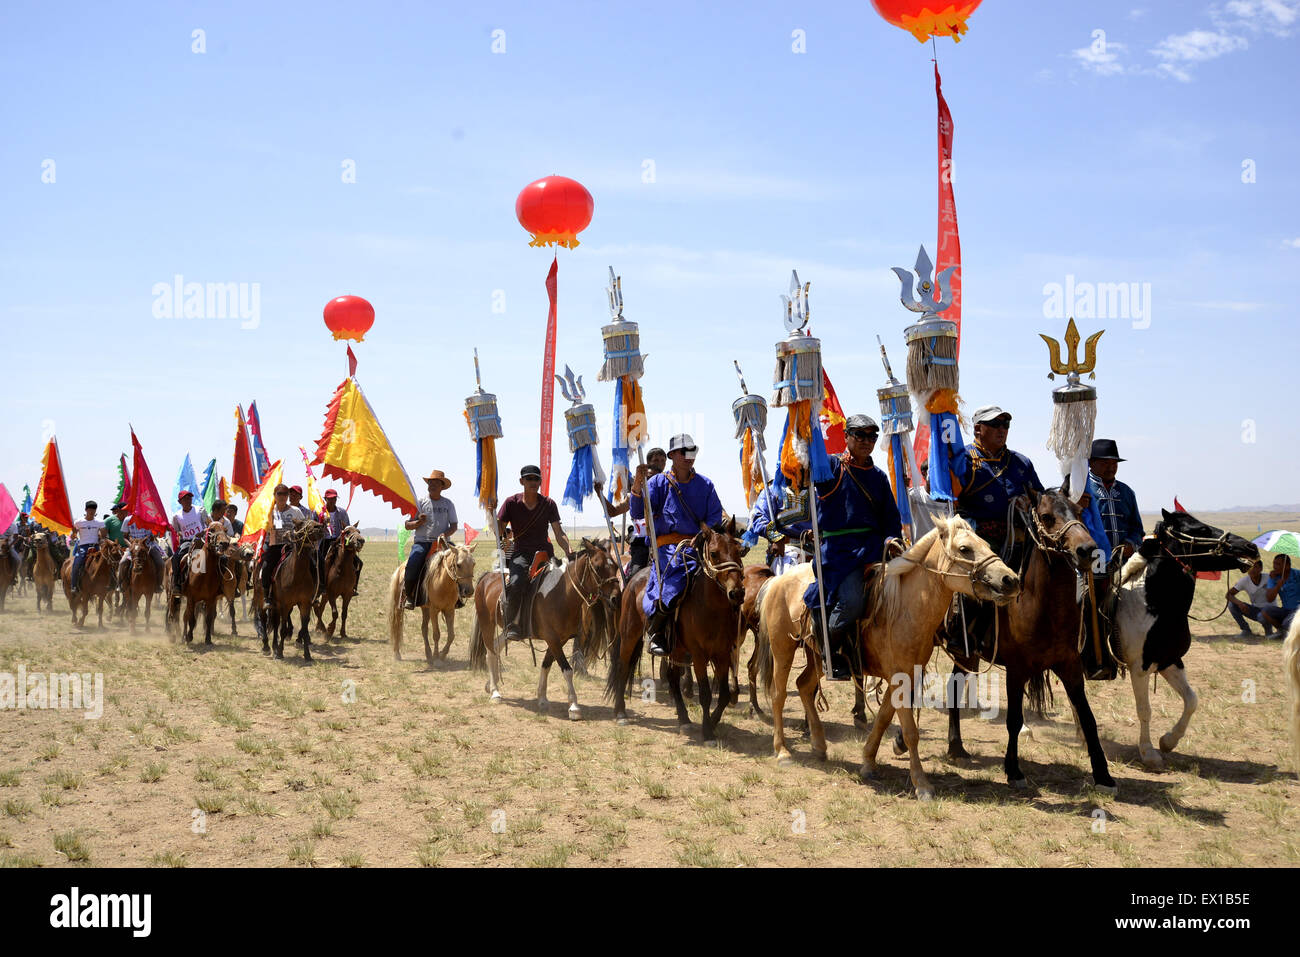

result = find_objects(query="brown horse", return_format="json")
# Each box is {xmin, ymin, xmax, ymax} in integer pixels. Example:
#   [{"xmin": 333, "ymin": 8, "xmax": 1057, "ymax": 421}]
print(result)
[
  {"xmin": 739, "ymin": 563, "xmax": 775, "ymax": 718},
  {"xmin": 123, "ymin": 537, "xmax": 160, "ymax": 634},
  {"xmin": 313, "ymin": 525, "xmax": 365, "ymax": 641},
  {"xmin": 0, "ymin": 536, "xmax": 16, "ymax": 612},
  {"xmin": 470, "ymin": 539, "xmax": 620, "ymax": 719},
  {"xmin": 60, "ymin": 542, "xmax": 121, "ymax": 629},
  {"xmin": 219, "ymin": 543, "xmax": 253, "ymax": 635},
  {"xmin": 31, "ymin": 533, "xmax": 57, "ymax": 613},
  {"xmin": 757, "ymin": 517, "xmax": 1019, "ymax": 798},
  {"xmin": 173, "ymin": 524, "xmax": 230, "ymax": 645},
  {"xmin": 943, "ymin": 488, "xmax": 1117, "ymax": 793},
  {"xmin": 259, "ymin": 519, "xmax": 325, "ymax": 660},
  {"xmin": 387, "ymin": 536, "xmax": 475, "ymax": 664},
  {"xmin": 605, "ymin": 521, "xmax": 747, "ymax": 742}
]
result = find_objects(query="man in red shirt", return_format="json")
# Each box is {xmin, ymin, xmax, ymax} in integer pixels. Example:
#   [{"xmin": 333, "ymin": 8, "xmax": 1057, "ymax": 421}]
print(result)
[{"xmin": 496, "ymin": 465, "xmax": 574, "ymax": 640}]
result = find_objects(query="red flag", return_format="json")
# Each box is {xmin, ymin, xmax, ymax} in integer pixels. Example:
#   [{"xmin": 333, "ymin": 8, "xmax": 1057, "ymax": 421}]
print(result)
[
  {"xmin": 463, "ymin": 522, "xmax": 480, "ymax": 546},
  {"xmin": 347, "ymin": 344, "xmax": 358, "ymax": 378},
  {"xmin": 539, "ymin": 256, "xmax": 559, "ymax": 496},
  {"xmin": 219, "ymin": 476, "xmax": 230, "ymax": 503},
  {"xmin": 231, "ymin": 404, "xmax": 257, "ymax": 501},
  {"xmin": 1173, "ymin": 497, "xmax": 1221, "ymax": 580},
  {"xmin": 31, "ymin": 437, "xmax": 74, "ymax": 535},
  {"xmin": 819, "ymin": 370, "xmax": 847, "ymax": 455},
  {"xmin": 915, "ymin": 63, "xmax": 964, "ymax": 468},
  {"xmin": 117, "ymin": 453, "xmax": 133, "ymax": 506},
  {"xmin": 126, "ymin": 429, "xmax": 170, "ymax": 537}
]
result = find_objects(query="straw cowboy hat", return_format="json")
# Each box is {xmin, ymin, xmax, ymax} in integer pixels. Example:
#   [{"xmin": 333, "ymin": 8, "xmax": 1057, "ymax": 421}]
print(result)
[{"xmin": 423, "ymin": 469, "xmax": 452, "ymax": 489}]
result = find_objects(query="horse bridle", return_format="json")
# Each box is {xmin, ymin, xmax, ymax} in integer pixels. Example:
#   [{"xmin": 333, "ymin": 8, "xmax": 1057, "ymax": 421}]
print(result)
[
  {"xmin": 1158, "ymin": 523, "xmax": 1241, "ymax": 571},
  {"xmin": 896, "ymin": 533, "xmax": 1004, "ymax": 593},
  {"xmin": 570, "ymin": 550, "xmax": 620, "ymax": 608},
  {"xmin": 665, "ymin": 533, "xmax": 744, "ymax": 605},
  {"xmin": 1021, "ymin": 501, "xmax": 1087, "ymax": 558}
]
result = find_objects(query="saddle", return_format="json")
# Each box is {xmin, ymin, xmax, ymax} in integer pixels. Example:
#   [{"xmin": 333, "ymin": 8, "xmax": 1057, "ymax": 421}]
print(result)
[{"xmin": 508, "ymin": 559, "xmax": 566, "ymax": 641}]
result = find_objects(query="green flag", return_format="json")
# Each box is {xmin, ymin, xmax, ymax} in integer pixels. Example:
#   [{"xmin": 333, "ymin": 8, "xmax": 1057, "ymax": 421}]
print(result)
[
  {"xmin": 397, "ymin": 526, "xmax": 411, "ymax": 563},
  {"xmin": 200, "ymin": 458, "xmax": 218, "ymax": 515}
]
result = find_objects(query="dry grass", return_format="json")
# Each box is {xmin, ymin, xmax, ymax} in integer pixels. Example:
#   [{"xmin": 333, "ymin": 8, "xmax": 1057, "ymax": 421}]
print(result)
[{"xmin": 0, "ymin": 521, "xmax": 1294, "ymax": 867}]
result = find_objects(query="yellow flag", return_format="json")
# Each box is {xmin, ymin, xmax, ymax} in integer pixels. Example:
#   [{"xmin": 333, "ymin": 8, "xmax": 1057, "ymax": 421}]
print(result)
[
  {"xmin": 238, "ymin": 460, "xmax": 283, "ymax": 546},
  {"xmin": 312, "ymin": 378, "xmax": 417, "ymax": 516}
]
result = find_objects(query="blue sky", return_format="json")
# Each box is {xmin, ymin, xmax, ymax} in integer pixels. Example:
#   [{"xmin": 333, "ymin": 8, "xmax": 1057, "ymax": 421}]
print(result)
[{"xmin": 3, "ymin": 0, "xmax": 1297, "ymax": 530}]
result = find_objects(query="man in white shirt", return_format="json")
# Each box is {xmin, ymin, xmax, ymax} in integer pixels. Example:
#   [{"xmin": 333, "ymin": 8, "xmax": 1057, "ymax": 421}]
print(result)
[
  {"xmin": 69, "ymin": 501, "xmax": 107, "ymax": 596},
  {"xmin": 1228, "ymin": 559, "xmax": 1278, "ymax": 636},
  {"xmin": 170, "ymin": 490, "xmax": 206, "ymax": 590}
]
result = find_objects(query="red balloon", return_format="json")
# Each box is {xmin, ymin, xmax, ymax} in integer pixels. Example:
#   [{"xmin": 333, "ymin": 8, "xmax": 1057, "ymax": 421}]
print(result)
[
  {"xmin": 870, "ymin": 0, "xmax": 982, "ymax": 42},
  {"xmin": 516, "ymin": 176, "xmax": 594, "ymax": 249},
  {"xmin": 323, "ymin": 295, "xmax": 375, "ymax": 342}
]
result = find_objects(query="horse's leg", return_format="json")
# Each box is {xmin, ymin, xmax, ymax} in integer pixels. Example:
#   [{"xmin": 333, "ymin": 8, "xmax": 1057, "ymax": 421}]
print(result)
[
  {"xmin": 1054, "ymin": 662, "xmax": 1116, "ymax": 792},
  {"xmin": 1004, "ymin": 669, "xmax": 1029, "ymax": 788},
  {"xmin": 299, "ymin": 602, "xmax": 312, "ymax": 661},
  {"xmin": 666, "ymin": 661, "xmax": 691, "ymax": 732},
  {"xmin": 422, "ymin": 608, "xmax": 436, "ymax": 666},
  {"xmin": 536, "ymin": 648, "xmax": 555, "ymax": 713},
  {"xmin": 794, "ymin": 658, "xmax": 826, "ymax": 760},
  {"xmin": 1129, "ymin": 665, "xmax": 1162, "ymax": 769},
  {"xmin": 694, "ymin": 654, "xmax": 714, "ymax": 742},
  {"xmin": 1157, "ymin": 664, "xmax": 1198, "ymax": 756},
  {"xmin": 439, "ymin": 609, "xmax": 454, "ymax": 659},
  {"xmin": 554, "ymin": 641, "xmax": 582, "ymax": 721},
  {"xmin": 144, "ymin": 593, "xmax": 152, "ymax": 632},
  {"xmin": 339, "ymin": 595, "xmax": 351, "ymax": 641},
  {"xmin": 771, "ymin": 636, "xmax": 795, "ymax": 764},
  {"xmin": 710, "ymin": 651, "xmax": 732, "ymax": 734},
  {"xmin": 946, "ymin": 668, "xmax": 972, "ymax": 760},
  {"xmin": 96, "ymin": 595, "xmax": 104, "ymax": 630},
  {"xmin": 746, "ymin": 642, "xmax": 764, "ymax": 719},
  {"xmin": 487, "ymin": 621, "xmax": 504, "ymax": 701},
  {"xmin": 614, "ymin": 631, "xmax": 636, "ymax": 724},
  {"xmin": 860, "ymin": 695, "xmax": 898, "ymax": 781},
  {"xmin": 183, "ymin": 597, "xmax": 195, "ymax": 644},
  {"xmin": 204, "ymin": 599, "xmax": 215, "ymax": 644},
  {"xmin": 895, "ymin": 701, "xmax": 933, "ymax": 801}
]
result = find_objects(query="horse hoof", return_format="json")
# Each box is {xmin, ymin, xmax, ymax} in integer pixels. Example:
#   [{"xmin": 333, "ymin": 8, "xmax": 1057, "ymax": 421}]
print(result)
[
  {"xmin": 777, "ymin": 752, "xmax": 795, "ymax": 767},
  {"xmin": 916, "ymin": 787, "xmax": 935, "ymax": 802},
  {"xmin": 537, "ymin": 699, "xmax": 549, "ymax": 713},
  {"xmin": 1009, "ymin": 776, "xmax": 1029, "ymax": 790},
  {"xmin": 1140, "ymin": 752, "xmax": 1164, "ymax": 771},
  {"xmin": 858, "ymin": 764, "xmax": 877, "ymax": 782},
  {"xmin": 568, "ymin": 707, "xmax": 582, "ymax": 722},
  {"xmin": 616, "ymin": 716, "xmax": 629, "ymax": 726},
  {"xmin": 1157, "ymin": 734, "xmax": 1178, "ymax": 753},
  {"xmin": 1093, "ymin": 781, "xmax": 1118, "ymax": 797},
  {"xmin": 677, "ymin": 723, "xmax": 693, "ymax": 736},
  {"xmin": 892, "ymin": 736, "xmax": 908, "ymax": 757},
  {"xmin": 853, "ymin": 715, "xmax": 870, "ymax": 732},
  {"xmin": 814, "ymin": 749, "xmax": 828, "ymax": 763},
  {"xmin": 490, "ymin": 692, "xmax": 502, "ymax": 704}
]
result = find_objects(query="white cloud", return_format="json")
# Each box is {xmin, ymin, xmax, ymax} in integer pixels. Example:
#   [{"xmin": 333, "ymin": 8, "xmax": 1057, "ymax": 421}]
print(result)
[
  {"xmin": 1283, "ymin": 237, "xmax": 1300, "ymax": 248},
  {"xmin": 1072, "ymin": 40, "xmax": 1129, "ymax": 76},
  {"xmin": 1128, "ymin": 8, "xmax": 1148, "ymax": 19},
  {"xmin": 1150, "ymin": 29, "xmax": 1249, "ymax": 80},
  {"xmin": 1217, "ymin": 0, "xmax": 1300, "ymax": 36}
]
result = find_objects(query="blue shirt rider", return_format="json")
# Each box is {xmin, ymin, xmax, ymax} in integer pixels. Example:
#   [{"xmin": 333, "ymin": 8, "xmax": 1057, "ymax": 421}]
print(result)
[
  {"xmin": 952, "ymin": 405, "xmax": 1044, "ymax": 552},
  {"xmin": 804, "ymin": 414, "xmax": 902, "ymax": 681},
  {"xmin": 631, "ymin": 433, "xmax": 723, "ymax": 656},
  {"xmin": 1085, "ymin": 438, "xmax": 1143, "ymax": 562}
]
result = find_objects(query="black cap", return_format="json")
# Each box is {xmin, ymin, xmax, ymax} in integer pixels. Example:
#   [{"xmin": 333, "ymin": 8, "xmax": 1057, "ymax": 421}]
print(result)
[
  {"xmin": 111, "ymin": 501, "xmax": 127, "ymax": 511},
  {"xmin": 520, "ymin": 465, "xmax": 542, "ymax": 480}
]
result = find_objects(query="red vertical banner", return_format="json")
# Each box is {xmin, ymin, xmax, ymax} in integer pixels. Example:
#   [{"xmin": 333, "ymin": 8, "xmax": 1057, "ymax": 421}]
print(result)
[
  {"xmin": 539, "ymin": 257, "xmax": 559, "ymax": 496},
  {"xmin": 914, "ymin": 62, "xmax": 963, "ymax": 467}
]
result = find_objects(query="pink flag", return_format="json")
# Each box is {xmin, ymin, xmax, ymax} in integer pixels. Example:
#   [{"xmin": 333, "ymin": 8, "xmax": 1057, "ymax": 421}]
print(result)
[{"xmin": 463, "ymin": 522, "xmax": 480, "ymax": 546}]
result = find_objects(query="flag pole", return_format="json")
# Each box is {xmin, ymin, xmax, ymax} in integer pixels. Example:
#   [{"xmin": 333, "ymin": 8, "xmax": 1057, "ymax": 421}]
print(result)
[{"xmin": 470, "ymin": 348, "xmax": 510, "ymax": 603}]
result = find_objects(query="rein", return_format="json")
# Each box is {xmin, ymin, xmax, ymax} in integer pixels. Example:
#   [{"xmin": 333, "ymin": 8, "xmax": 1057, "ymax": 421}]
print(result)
[
  {"xmin": 1156, "ymin": 524, "xmax": 1241, "ymax": 621},
  {"xmin": 568, "ymin": 552, "xmax": 619, "ymax": 608}
]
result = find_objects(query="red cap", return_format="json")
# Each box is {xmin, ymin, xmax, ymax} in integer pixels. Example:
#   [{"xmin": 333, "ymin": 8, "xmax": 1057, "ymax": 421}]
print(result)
[
  {"xmin": 178, "ymin": 490, "xmax": 193, "ymax": 502},
  {"xmin": 290, "ymin": 485, "xmax": 303, "ymax": 494},
  {"xmin": 324, "ymin": 489, "xmax": 338, "ymax": 499}
]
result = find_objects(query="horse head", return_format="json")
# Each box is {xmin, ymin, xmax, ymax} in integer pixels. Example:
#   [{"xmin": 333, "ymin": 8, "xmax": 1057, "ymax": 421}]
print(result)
[
  {"xmin": 205, "ymin": 522, "xmax": 231, "ymax": 556},
  {"xmin": 579, "ymin": 537, "xmax": 622, "ymax": 601},
  {"xmin": 1155, "ymin": 508, "xmax": 1257, "ymax": 573},
  {"xmin": 293, "ymin": 518, "xmax": 326, "ymax": 549},
  {"xmin": 342, "ymin": 523, "xmax": 365, "ymax": 554},
  {"xmin": 932, "ymin": 516, "xmax": 1020, "ymax": 604},
  {"xmin": 448, "ymin": 540, "xmax": 476, "ymax": 599},
  {"xmin": 695, "ymin": 526, "xmax": 745, "ymax": 606},
  {"xmin": 1026, "ymin": 487, "xmax": 1097, "ymax": 572}
]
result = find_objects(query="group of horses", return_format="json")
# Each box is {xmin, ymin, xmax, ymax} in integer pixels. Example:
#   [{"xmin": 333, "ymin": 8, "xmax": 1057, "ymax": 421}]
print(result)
[
  {"xmin": 384, "ymin": 491, "xmax": 1295, "ymax": 800},
  {"xmin": 5, "ymin": 495, "xmax": 1296, "ymax": 797}
]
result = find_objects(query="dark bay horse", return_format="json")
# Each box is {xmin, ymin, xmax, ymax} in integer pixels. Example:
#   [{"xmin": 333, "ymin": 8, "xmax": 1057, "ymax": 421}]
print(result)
[
  {"xmin": 124, "ymin": 537, "xmax": 160, "ymax": 634},
  {"xmin": 469, "ymin": 538, "xmax": 620, "ymax": 719},
  {"xmin": 313, "ymin": 524, "xmax": 365, "ymax": 641},
  {"xmin": 943, "ymin": 488, "xmax": 1116, "ymax": 793},
  {"xmin": 31, "ymin": 533, "xmax": 57, "ymax": 613},
  {"xmin": 259, "ymin": 519, "xmax": 326, "ymax": 660},
  {"xmin": 61, "ymin": 542, "xmax": 121, "ymax": 629},
  {"xmin": 605, "ymin": 521, "xmax": 747, "ymax": 742},
  {"xmin": 176, "ymin": 524, "xmax": 229, "ymax": 645},
  {"xmin": 0, "ymin": 536, "xmax": 16, "ymax": 612}
]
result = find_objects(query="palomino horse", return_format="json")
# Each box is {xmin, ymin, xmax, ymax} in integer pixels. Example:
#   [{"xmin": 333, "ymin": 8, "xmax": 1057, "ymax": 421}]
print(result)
[
  {"xmin": 172, "ymin": 524, "xmax": 230, "ymax": 645},
  {"xmin": 1111, "ymin": 508, "xmax": 1257, "ymax": 769},
  {"xmin": 259, "ymin": 519, "xmax": 325, "ymax": 660},
  {"xmin": 123, "ymin": 537, "xmax": 161, "ymax": 635},
  {"xmin": 757, "ymin": 517, "xmax": 1019, "ymax": 799},
  {"xmin": 387, "ymin": 535, "xmax": 474, "ymax": 664},
  {"xmin": 1285, "ymin": 616, "xmax": 1300, "ymax": 776},
  {"xmin": 470, "ymin": 539, "xmax": 620, "ymax": 719},
  {"xmin": 605, "ymin": 521, "xmax": 747, "ymax": 742},
  {"xmin": 60, "ymin": 542, "xmax": 122, "ymax": 629},
  {"xmin": 942, "ymin": 489, "xmax": 1116, "ymax": 793},
  {"xmin": 313, "ymin": 525, "xmax": 366, "ymax": 641},
  {"xmin": 31, "ymin": 533, "xmax": 57, "ymax": 613}
]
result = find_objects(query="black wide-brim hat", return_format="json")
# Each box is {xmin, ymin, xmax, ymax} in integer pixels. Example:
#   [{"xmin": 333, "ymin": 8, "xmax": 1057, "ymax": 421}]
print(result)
[{"xmin": 1089, "ymin": 438, "xmax": 1125, "ymax": 462}]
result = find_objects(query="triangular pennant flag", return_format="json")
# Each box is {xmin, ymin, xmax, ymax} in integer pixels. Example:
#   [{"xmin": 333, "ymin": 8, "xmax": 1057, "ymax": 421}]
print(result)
[
  {"xmin": 239, "ymin": 460, "xmax": 285, "ymax": 557},
  {"xmin": 820, "ymin": 369, "xmax": 847, "ymax": 456},
  {"xmin": 127, "ymin": 429, "xmax": 171, "ymax": 537},
  {"xmin": 200, "ymin": 458, "xmax": 219, "ymax": 515},
  {"xmin": 232, "ymin": 404, "xmax": 257, "ymax": 501},
  {"xmin": 299, "ymin": 446, "xmax": 326, "ymax": 517},
  {"xmin": 463, "ymin": 522, "xmax": 480, "ymax": 546},
  {"xmin": 21, "ymin": 485, "xmax": 33, "ymax": 516},
  {"xmin": 31, "ymin": 437, "xmax": 74, "ymax": 535},
  {"xmin": 312, "ymin": 377, "xmax": 418, "ymax": 516},
  {"xmin": 0, "ymin": 483, "xmax": 18, "ymax": 535},
  {"xmin": 248, "ymin": 401, "xmax": 271, "ymax": 482},
  {"xmin": 172, "ymin": 454, "xmax": 198, "ymax": 509}
]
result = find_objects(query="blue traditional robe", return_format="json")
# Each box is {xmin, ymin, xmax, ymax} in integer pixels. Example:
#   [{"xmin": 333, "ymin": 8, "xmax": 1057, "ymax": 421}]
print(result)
[{"xmin": 631, "ymin": 469, "xmax": 723, "ymax": 614}]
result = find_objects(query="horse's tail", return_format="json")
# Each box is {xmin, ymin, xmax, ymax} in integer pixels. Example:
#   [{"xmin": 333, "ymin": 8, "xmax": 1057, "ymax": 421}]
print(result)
[
  {"xmin": 754, "ymin": 606, "xmax": 774, "ymax": 703},
  {"xmin": 578, "ymin": 599, "xmax": 611, "ymax": 667},
  {"xmin": 1283, "ymin": 614, "xmax": 1300, "ymax": 776},
  {"xmin": 602, "ymin": 597, "xmax": 637, "ymax": 703},
  {"xmin": 387, "ymin": 563, "xmax": 405, "ymax": 656},
  {"xmin": 470, "ymin": 575, "xmax": 489, "ymax": 673},
  {"xmin": 1025, "ymin": 669, "xmax": 1054, "ymax": 718}
]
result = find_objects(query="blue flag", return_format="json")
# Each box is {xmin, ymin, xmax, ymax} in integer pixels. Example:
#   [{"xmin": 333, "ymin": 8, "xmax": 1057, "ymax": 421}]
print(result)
[{"xmin": 172, "ymin": 454, "xmax": 199, "ymax": 511}]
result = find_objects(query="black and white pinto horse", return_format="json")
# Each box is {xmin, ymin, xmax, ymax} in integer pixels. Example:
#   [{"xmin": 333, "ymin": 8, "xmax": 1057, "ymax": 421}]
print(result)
[{"xmin": 1108, "ymin": 508, "xmax": 1257, "ymax": 769}]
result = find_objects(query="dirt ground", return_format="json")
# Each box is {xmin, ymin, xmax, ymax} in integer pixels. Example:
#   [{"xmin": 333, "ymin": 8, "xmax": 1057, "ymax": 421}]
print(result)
[{"xmin": 1, "ymin": 520, "xmax": 1296, "ymax": 868}]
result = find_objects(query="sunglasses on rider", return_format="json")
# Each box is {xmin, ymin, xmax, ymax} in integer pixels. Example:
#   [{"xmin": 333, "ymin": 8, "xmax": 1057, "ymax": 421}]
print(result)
[{"xmin": 848, "ymin": 430, "xmax": 879, "ymax": 441}]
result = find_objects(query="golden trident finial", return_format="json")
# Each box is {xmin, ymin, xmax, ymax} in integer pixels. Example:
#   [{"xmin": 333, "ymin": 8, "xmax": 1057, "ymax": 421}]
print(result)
[{"xmin": 1040, "ymin": 317, "xmax": 1103, "ymax": 380}]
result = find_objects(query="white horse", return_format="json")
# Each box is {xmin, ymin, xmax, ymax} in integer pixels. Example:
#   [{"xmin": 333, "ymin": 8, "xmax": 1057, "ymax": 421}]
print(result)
[{"xmin": 1108, "ymin": 509, "xmax": 1258, "ymax": 769}]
